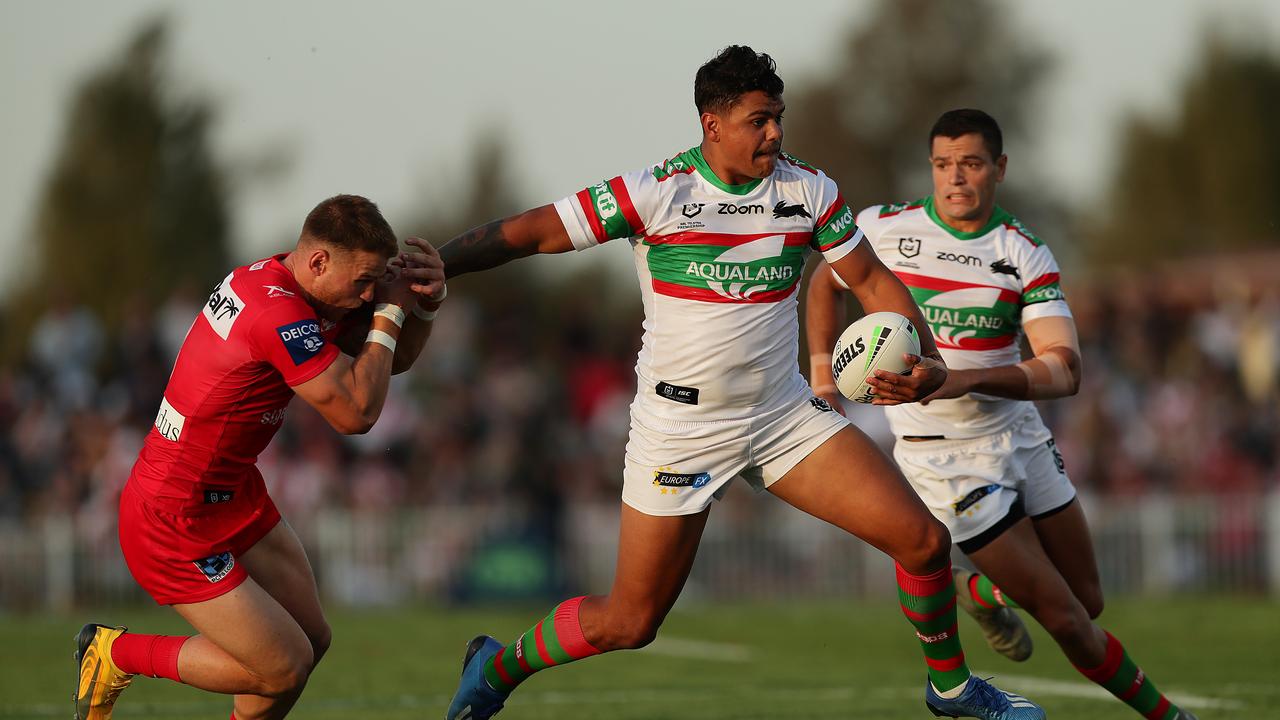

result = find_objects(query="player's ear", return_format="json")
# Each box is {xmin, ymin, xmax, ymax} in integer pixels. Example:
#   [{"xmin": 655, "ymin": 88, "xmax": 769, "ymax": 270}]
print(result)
[
  {"xmin": 700, "ymin": 111, "xmax": 720, "ymax": 142},
  {"xmin": 307, "ymin": 247, "xmax": 331, "ymax": 277},
  {"xmin": 995, "ymin": 154, "xmax": 1008, "ymax": 182}
]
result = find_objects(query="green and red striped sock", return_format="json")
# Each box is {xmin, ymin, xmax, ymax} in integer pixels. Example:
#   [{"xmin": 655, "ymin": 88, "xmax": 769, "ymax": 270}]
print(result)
[
  {"xmin": 897, "ymin": 562, "xmax": 971, "ymax": 692},
  {"xmin": 483, "ymin": 596, "xmax": 602, "ymax": 693},
  {"xmin": 967, "ymin": 572, "xmax": 1022, "ymax": 610},
  {"xmin": 1074, "ymin": 630, "xmax": 1184, "ymax": 720}
]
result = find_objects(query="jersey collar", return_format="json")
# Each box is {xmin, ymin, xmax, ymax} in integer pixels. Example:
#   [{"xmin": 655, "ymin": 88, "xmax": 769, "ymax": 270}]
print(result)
[
  {"xmin": 923, "ymin": 195, "xmax": 1011, "ymax": 240},
  {"xmin": 686, "ymin": 146, "xmax": 764, "ymax": 196}
]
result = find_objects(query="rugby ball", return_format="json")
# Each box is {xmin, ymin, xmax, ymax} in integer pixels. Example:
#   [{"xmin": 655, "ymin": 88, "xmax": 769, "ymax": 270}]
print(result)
[{"xmin": 831, "ymin": 311, "xmax": 921, "ymax": 403}]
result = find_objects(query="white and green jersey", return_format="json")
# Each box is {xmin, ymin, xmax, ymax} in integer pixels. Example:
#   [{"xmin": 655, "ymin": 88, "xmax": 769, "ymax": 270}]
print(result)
[
  {"xmin": 554, "ymin": 146, "xmax": 862, "ymax": 421},
  {"xmin": 850, "ymin": 196, "xmax": 1071, "ymax": 439}
]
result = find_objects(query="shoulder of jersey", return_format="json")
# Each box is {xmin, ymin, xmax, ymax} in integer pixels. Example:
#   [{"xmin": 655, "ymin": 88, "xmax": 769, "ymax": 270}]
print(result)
[
  {"xmin": 856, "ymin": 198, "xmax": 926, "ymax": 236},
  {"xmin": 651, "ymin": 150, "xmax": 698, "ymax": 183},
  {"xmin": 776, "ymin": 152, "xmax": 824, "ymax": 178},
  {"xmin": 996, "ymin": 209, "xmax": 1046, "ymax": 248},
  {"xmin": 236, "ymin": 258, "xmax": 306, "ymax": 305},
  {"xmin": 872, "ymin": 198, "xmax": 928, "ymax": 220}
]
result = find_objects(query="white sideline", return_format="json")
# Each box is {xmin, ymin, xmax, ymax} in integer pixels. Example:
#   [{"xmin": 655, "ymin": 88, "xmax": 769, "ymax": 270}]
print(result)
[
  {"xmin": 641, "ymin": 635, "xmax": 755, "ymax": 662},
  {"xmin": 991, "ymin": 672, "xmax": 1245, "ymax": 711}
]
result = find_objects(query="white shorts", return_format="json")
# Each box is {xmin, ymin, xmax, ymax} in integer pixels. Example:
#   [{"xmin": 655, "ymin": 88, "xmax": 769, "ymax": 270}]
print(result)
[
  {"xmin": 892, "ymin": 414, "xmax": 1076, "ymax": 550},
  {"xmin": 622, "ymin": 392, "xmax": 851, "ymax": 516}
]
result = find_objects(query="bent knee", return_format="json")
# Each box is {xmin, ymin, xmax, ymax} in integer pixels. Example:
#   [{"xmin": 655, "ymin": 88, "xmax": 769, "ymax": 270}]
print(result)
[
  {"xmin": 1081, "ymin": 591, "xmax": 1104, "ymax": 619},
  {"xmin": 594, "ymin": 610, "xmax": 662, "ymax": 651},
  {"xmin": 258, "ymin": 662, "xmax": 312, "ymax": 697},
  {"xmin": 309, "ymin": 623, "xmax": 334, "ymax": 666},
  {"xmin": 895, "ymin": 518, "xmax": 952, "ymax": 573},
  {"xmin": 1035, "ymin": 603, "xmax": 1093, "ymax": 643},
  {"xmin": 254, "ymin": 645, "xmax": 315, "ymax": 697}
]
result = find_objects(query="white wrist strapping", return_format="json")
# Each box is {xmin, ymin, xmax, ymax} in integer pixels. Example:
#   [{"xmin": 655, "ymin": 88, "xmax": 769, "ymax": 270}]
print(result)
[
  {"xmin": 373, "ymin": 303, "xmax": 406, "ymax": 328},
  {"xmin": 366, "ymin": 328, "xmax": 398, "ymax": 353},
  {"xmin": 810, "ymin": 352, "xmax": 833, "ymax": 369},
  {"xmin": 412, "ymin": 283, "xmax": 447, "ymax": 321}
]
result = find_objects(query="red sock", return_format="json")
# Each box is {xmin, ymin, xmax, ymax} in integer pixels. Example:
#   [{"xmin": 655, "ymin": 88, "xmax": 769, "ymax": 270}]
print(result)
[{"xmin": 110, "ymin": 632, "xmax": 189, "ymax": 682}]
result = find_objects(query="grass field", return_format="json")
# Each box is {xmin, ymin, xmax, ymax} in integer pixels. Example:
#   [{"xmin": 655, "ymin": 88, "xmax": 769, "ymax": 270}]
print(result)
[{"xmin": 2, "ymin": 597, "xmax": 1274, "ymax": 719}]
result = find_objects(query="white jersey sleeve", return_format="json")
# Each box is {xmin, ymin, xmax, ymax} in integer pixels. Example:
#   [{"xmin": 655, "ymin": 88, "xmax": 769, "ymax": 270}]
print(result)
[
  {"xmin": 553, "ymin": 167, "xmax": 661, "ymax": 251},
  {"xmin": 809, "ymin": 170, "xmax": 862, "ymax": 265},
  {"xmin": 1012, "ymin": 233, "xmax": 1072, "ymax": 323}
]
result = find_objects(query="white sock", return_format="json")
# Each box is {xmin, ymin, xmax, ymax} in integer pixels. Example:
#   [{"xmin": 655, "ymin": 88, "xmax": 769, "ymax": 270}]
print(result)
[{"xmin": 933, "ymin": 675, "xmax": 970, "ymax": 699}]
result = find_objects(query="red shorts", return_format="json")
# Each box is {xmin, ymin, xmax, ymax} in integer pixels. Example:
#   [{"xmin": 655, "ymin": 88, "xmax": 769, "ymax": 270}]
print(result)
[{"xmin": 119, "ymin": 468, "xmax": 281, "ymax": 605}]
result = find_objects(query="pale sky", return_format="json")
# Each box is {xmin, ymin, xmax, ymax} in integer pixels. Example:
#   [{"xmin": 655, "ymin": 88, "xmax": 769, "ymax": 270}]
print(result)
[{"xmin": 2, "ymin": 0, "xmax": 1278, "ymax": 294}]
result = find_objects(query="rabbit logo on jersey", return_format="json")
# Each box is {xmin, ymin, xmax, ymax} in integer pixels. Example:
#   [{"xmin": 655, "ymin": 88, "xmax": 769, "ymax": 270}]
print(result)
[{"xmin": 276, "ymin": 319, "xmax": 326, "ymax": 365}]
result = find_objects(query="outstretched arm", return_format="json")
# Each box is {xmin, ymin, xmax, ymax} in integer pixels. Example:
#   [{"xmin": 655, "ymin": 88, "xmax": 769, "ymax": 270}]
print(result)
[{"xmin": 437, "ymin": 205, "xmax": 574, "ymax": 278}]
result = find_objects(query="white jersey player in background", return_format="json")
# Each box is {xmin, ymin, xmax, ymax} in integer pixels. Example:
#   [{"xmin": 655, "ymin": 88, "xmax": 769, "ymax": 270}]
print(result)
[
  {"xmin": 420, "ymin": 48, "xmax": 1044, "ymax": 720},
  {"xmin": 807, "ymin": 109, "xmax": 1196, "ymax": 720}
]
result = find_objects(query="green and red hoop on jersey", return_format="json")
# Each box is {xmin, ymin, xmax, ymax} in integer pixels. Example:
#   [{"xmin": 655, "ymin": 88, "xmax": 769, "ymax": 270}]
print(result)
[
  {"xmin": 895, "ymin": 272, "xmax": 1022, "ymax": 351},
  {"xmin": 577, "ymin": 147, "xmax": 860, "ymax": 305},
  {"xmin": 575, "ymin": 178, "xmax": 644, "ymax": 244}
]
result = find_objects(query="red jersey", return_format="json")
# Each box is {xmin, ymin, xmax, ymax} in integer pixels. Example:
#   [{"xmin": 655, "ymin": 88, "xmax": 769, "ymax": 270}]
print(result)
[{"xmin": 129, "ymin": 255, "xmax": 347, "ymax": 512}]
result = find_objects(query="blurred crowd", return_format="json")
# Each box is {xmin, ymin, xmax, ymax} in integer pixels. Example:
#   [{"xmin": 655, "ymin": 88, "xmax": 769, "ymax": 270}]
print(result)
[{"xmin": 0, "ymin": 258, "xmax": 1277, "ymax": 536}]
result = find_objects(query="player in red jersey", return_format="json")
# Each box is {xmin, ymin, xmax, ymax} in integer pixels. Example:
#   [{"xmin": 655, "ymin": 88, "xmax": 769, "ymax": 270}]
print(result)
[{"xmin": 74, "ymin": 195, "xmax": 446, "ymax": 720}]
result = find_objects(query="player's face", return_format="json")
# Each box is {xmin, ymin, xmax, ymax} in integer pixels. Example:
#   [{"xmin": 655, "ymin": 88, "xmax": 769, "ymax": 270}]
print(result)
[
  {"xmin": 708, "ymin": 91, "xmax": 784, "ymax": 182},
  {"xmin": 930, "ymin": 133, "xmax": 1006, "ymax": 230},
  {"xmin": 312, "ymin": 248, "xmax": 388, "ymax": 313}
]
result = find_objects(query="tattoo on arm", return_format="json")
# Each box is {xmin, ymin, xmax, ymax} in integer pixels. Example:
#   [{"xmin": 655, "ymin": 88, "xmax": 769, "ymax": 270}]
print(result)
[{"xmin": 439, "ymin": 220, "xmax": 529, "ymax": 278}]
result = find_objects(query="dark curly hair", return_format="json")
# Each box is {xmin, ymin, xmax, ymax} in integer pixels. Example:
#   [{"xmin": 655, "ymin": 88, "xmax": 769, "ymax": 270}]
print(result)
[{"xmin": 694, "ymin": 45, "xmax": 784, "ymax": 114}]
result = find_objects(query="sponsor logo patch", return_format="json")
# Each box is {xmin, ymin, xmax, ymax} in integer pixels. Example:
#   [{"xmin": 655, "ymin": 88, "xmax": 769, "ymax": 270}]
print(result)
[
  {"xmin": 937, "ymin": 251, "xmax": 983, "ymax": 266},
  {"xmin": 718, "ymin": 202, "xmax": 763, "ymax": 215},
  {"xmin": 653, "ymin": 471, "xmax": 711, "ymax": 488},
  {"xmin": 193, "ymin": 551, "xmax": 235, "ymax": 583},
  {"xmin": 1047, "ymin": 438, "xmax": 1066, "ymax": 473},
  {"xmin": 203, "ymin": 490, "xmax": 235, "ymax": 504},
  {"xmin": 154, "ymin": 397, "xmax": 186, "ymax": 442},
  {"xmin": 655, "ymin": 381, "xmax": 699, "ymax": 405},
  {"xmin": 276, "ymin": 319, "xmax": 326, "ymax": 365},
  {"xmin": 810, "ymin": 396, "xmax": 835, "ymax": 412},
  {"xmin": 203, "ymin": 274, "xmax": 244, "ymax": 340},
  {"xmin": 953, "ymin": 483, "xmax": 1001, "ymax": 515},
  {"xmin": 264, "ymin": 284, "xmax": 296, "ymax": 298}
]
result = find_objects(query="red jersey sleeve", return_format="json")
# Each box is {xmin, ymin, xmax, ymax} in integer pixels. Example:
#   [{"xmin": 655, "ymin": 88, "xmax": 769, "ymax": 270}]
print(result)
[{"xmin": 250, "ymin": 299, "xmax": 341, "ymax": 387}]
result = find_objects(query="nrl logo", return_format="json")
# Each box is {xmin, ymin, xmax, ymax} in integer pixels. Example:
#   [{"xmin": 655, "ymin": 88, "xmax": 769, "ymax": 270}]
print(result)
[
  {"xmin": 898, "ymin": 237, "xmax": 921, "ymax": 258},
  {"xmin": 681, "ymin": 203, "xmax": 705, "ymax": 218}
]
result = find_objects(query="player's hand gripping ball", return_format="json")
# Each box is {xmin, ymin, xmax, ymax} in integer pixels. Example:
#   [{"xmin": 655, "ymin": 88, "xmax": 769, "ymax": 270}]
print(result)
[{"xmin": 831, "ymin": 311, "xmax": 921, "ymax": 403}]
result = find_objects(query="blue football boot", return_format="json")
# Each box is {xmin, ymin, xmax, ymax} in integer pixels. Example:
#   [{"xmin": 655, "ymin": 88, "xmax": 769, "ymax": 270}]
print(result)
[
  {"xmin": 445, "ymin": 635, "xmax": 509, "ymax": 720},
  {"xmin": 925, "ymin": 676, "xmax": 1046, "ymax": 720}
]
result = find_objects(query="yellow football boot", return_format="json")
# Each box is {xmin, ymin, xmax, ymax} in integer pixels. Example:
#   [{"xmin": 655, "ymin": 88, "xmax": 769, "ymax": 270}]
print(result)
[{"xmin": 74, "ymin": 623, "xmax": 134, "ymax": 720}]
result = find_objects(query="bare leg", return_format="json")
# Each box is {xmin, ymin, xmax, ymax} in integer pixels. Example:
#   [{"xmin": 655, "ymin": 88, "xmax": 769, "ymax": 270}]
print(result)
[
  {"xmin": 765, "ymin": 426, "xmax": 950, "ymax": 572},
  {"xmin": 966, "ymin": 516, "xmax": 1107, "ymax": 667},
  {"xmin": 172, "ymin": 521, "xmax": 329, "ymax": 720},
  {"xmin": 580, "ymin": 503, "xmax": 711, "ymax": 650}
]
